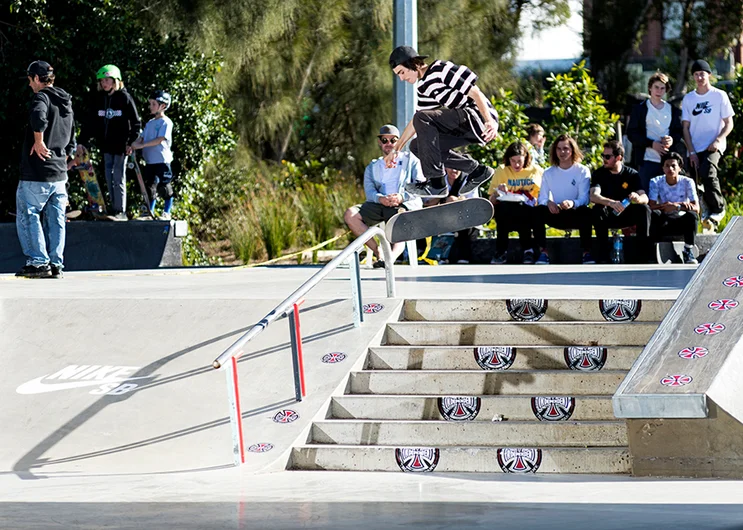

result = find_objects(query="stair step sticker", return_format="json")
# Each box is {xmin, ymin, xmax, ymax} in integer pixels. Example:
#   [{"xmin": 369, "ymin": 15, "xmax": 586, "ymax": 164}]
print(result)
[
  {"xmin": 506, "ymin": 299, "xmax": 547, "ymax": 321},
  {"xmin": 438, "ymin": 397, "xmax": 481, "ymax": 421},
  {"xmin": 531, "ymin": 396, "xmax": 576, "ymax": 421},
  {"xmin": 599, "ymin": 299, "xmax": 642, "ymax": 321},
  {"xmin": 564, "ymin": 346, "xmax": 608, "ymax": 371},
  {"xmin": 497, "ymin": 448, "xmax": 542, "ymax": 473},
  {"xmin": 474, "ymin": 346, "xmax": 516, "ymax": 370},
  {"xmin": 395, "ymin": 448, "xmax": 440, "ymax": 472}
]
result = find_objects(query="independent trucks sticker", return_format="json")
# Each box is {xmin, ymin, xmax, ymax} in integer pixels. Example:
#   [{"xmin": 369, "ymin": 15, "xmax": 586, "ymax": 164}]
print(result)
[{"xmin": 17, "ymin": 364, "xmax": 148, "ymax": 396}]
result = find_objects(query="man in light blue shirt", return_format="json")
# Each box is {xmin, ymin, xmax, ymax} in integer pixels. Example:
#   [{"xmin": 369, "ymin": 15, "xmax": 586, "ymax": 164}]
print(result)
[{"xmin": 344, "ymin": 125, "xmax": 424, "ymax": 268}]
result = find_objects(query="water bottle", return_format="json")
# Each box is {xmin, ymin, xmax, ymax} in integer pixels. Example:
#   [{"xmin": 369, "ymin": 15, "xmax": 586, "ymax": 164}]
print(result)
[
  {"xmin": 611, "ymin": 232, "xmax": 624, "ymax": 264},
  {"xmin": 612, "ymin": 198, "xmax": 631, "ymax": 216}
]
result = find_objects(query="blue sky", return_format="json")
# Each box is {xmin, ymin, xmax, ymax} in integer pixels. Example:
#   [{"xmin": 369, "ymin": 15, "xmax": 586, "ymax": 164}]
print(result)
[{"xmin": 518, "ymin": 0, "xmax": 583, "ymax": 61}]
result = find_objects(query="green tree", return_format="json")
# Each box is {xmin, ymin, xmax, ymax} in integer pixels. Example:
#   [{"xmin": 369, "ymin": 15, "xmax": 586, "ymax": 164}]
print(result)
[
  {"xmin": 544, "ymin": 61, "xmax": 619, "ymax": 168},
  {"xmin": 0, "ymin": 0, "xmax": 235, "ymax": 264}
]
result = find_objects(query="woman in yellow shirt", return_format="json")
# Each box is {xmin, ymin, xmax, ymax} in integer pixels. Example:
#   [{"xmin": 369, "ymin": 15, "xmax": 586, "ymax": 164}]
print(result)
[{"xmin": 488, "ymin": 141, "xmax": 543, "ymax": 264}]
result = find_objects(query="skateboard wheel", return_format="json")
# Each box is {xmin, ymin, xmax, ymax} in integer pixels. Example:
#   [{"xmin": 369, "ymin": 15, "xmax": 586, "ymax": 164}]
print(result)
[{"xmin": 127, "ymin": 163, "xmax": 134, "ymax": 169}]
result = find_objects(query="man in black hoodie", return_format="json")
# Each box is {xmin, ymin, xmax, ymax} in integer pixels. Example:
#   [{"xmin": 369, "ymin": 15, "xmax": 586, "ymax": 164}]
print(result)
[
  {"xmin": 77, "ymin": 64, "xmax": 141, "ymax": 220},
  {"xmin": 16, "ymin": 60, "xmax": 76, "ymax": 278}
]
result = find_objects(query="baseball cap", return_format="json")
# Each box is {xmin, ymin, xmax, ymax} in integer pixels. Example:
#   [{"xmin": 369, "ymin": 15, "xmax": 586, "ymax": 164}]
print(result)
[
  {"xmin": 26, "ymin": 60, "xmax": 53, "ymax": 78},
  {"xmin": 378, "ymin": 125, "xmax": 400, "ymax": 137},
  {"xmin": 389, "ymin": 46, "xmax": 428, "ymax": 68},
  {"xmin": 691, "ymin": 60, "xmax": 712, "ymax": 74}
]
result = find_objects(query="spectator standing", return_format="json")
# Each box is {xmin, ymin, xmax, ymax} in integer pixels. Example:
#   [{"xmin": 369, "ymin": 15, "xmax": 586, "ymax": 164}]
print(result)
[
  {"xmin": 648, "ymin": 152, "xmax": 699, "ymax": 264},
  {"xmin": 681, "ymin": 59, "xmax": 735, "ymax": 232},
  {"xmin": 590, "ymin": 140, "xmax": 652, "ymax": 263},
  {"xmin": 488, "ymin": 141, "xmax": 543, "ymax": 264},
  {"xmin": 384, "ymin": 46, "xmax": 498, "ymax": 198},
  {"xmin": 626, "ymin": 72, "xmax": 683, "ymax": 192},
  {"xmin": 534, "ymin": 134, "xmax": 595, "ymax": 265},
  {"xmin": 344, "ymin": 125, "xmax": 423, "ymax": 268},
  {"xmin": 78, "ymin": 64, "xmax": 141, "ymax": 221},
  {"xmin": 526, "ymin": 123, "xmax": 547, "ymax": 167},
  {"xmin": 16, "ymin": 60, "xmax": 76, "ymax": 278},
  {"xmin": 132, "ymin": 90, "xmax": 175, "ymax": 220}
]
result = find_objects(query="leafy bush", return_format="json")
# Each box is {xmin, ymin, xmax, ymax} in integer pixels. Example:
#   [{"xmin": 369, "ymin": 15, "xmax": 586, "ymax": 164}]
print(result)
[
  {"xmin": 544, "ymin": 61, "xmax": 619, "ymax": 169},
  {"xmin": 468, "ymin": 89, "xmax": 529, "ymax": 168}
]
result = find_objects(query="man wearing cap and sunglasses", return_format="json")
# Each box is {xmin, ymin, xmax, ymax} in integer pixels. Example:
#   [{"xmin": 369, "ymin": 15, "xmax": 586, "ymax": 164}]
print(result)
[
  {"xmin": 344, "ymin": 125, "xmax": 424, "ymax": 269},
  {"xmin": 16, "ymin": 60, "xmax": 76, "ymax": 278},
  {"xmin": 385, "ymin": 46, "xmax": 498, "ymax": 199},
  {"xmin": 681, "ymin": 59, "xmax": 735, "ymax": 233}
]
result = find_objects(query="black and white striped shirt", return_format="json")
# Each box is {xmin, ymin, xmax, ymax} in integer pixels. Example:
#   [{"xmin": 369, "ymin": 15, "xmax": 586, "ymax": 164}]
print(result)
[{"xmin": 416, "ymin": 60, "xmax": 498, "ymax": 144}]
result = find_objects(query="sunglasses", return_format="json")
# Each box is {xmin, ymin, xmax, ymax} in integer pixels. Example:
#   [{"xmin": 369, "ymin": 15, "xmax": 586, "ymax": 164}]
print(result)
[
  {"xmin": 602, "ymin": 154, "xmax": 616, "ymax": 160},
  {"xmin": 379, "ymin": 137, "xmax": 398, "ymax": 145}
]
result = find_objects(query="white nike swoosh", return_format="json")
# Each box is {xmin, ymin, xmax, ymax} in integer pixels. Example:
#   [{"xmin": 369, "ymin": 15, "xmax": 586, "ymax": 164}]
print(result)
[{"xmin": 16, "ymin": 375, "xmax": 151, "ymax": 395}]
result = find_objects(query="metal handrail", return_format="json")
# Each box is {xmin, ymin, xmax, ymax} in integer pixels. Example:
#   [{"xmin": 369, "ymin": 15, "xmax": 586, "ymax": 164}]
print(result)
[{"xmin": 212, "ymin": 226, "xmax": 396, "ymax": 370}]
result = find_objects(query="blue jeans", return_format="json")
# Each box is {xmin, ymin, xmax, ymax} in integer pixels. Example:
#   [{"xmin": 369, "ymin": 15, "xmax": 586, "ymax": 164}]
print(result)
[
  {"xmin": 104, "ymin": 153, "xmax": 127, "ymax": 214},
  {"xmin": 16, "ymin": 179, "xmax": 68, "ymax": 268}
]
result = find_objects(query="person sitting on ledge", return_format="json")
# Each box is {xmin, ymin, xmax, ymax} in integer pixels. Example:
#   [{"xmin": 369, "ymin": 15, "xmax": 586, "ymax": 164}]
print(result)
[
  {"xmin": 534, "ymin": 134, "xmax": 595, "ymax": 265},
  {"xmin": 648, "ymin": 152, "xmax": 699, "ymax": 264},
  {"xmin": 344, "ymin": 124, "xmax": 423, "ymax": 269},
  {"xmin": 590, "ymin": 140, "xmax": 652, "ymax": 263},
  {"xmin": 488, "ymin": 141, "xmax": 543, "ymax": 264}
]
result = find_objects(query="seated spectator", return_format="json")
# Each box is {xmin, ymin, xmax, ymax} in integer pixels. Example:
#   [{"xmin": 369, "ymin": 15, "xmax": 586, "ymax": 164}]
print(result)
[
  {"xmin": 648, "ymin": 152, "xmax": 699, "ymax": 264},
  {"xmin": 344, "ymin": 124, "xmax": 423, "ymax": 268},
  {"xmin": 425, "ymin": 168, "xmax": 479, "ymax": 264},
  {"xmin": 534, "ymin": 134, "xmax": 595, "ymax": 264},
  {"xmin": 526, "ymin": 123, "xmax": 546, "ymax": 167},
  {"xmin": 627, "ymin": 71, "xmax": 683, "ymax": 192},
  {"xmin": 487, "ymin": 141, "xmax": 543, "ymax": 264},
  {"xmin": 590, "ymin": 140, "xmax": 652, "ymax": 263}
]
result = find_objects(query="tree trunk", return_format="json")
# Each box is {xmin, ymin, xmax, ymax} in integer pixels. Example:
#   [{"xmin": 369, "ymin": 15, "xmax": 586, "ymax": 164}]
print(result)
[{"xmin": 277, "ymin": 48, "xmax": 318, "ymax": 162}]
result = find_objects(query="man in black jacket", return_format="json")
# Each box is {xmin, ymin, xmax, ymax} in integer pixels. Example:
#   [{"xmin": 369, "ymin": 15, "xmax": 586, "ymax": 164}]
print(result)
[
  {"xmin": 626, "ymin": 72, "xmax": 683, "ymax": 192},
  {"xmin": 16, "ymin": 60, "xmax": 76, "ymax": 278},
  {"xmin": 77, "ymin": 64, "xmax": 141, "ymax": 220}
]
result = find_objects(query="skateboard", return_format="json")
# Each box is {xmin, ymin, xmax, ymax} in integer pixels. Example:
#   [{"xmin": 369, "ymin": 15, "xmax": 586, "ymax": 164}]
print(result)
[
  {"xmin": 385, "ymin": 197, "xmax": 494, "ymax": 244},
  {"xmin": 72, "ymin": 152, "xmax": 115, "ymax": 221},
  {"xmin": 127, "ymin": 155, "xmax": 157, "ymax": 219}
]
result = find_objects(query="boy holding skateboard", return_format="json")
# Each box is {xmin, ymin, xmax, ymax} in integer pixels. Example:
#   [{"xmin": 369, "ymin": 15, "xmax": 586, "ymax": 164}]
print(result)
[
  {"xmin": 385, "ymin": 46, "xmax": 498, "ymax": 198},
  {"xmin": 132, "ymin": 91, "xmax": 175, "ymax": 220},
  {"xmin": 77, "ymin": 64, "xmax": 141, "ymax": 221}
]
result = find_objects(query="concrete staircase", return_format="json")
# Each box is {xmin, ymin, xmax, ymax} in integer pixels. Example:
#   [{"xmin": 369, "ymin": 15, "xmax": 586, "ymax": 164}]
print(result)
[{"xmin": 290, "ymin": 299, "xmax": 672, "ymax": 474}]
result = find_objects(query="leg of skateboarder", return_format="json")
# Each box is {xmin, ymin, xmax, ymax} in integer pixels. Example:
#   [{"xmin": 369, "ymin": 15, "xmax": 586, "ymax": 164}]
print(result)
[{"xmin": 385, "ymin": 46, "xmax": 498, "ymax": 198}]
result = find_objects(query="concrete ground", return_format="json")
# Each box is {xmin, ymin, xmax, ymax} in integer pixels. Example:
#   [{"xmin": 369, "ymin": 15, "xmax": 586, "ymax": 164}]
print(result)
[{"xmin": 5, "ymin": 263, "xmax": 743, "ymax": 529}]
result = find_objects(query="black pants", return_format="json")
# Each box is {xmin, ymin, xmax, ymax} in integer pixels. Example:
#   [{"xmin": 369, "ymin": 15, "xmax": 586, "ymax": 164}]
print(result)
[
  {"xmin": 448, "ymin": 227, "xmax": 478, "ymax": 263},
  {"xmin": 689, "ymin": 150, "xmax": 724, "ymax": 214},
  {"xmin": 410, "ymin": 108, "xmax": 481, "ymax": 183},
  {"xmin": 494, "ymin": 201, "xmax": 539, "ymax": 255},
  {"xmin": 650, "ymin": 211, "xmax": 698, "ymax": 245},
  {"xmin": 534, "ymin": 205, "xmax": 593, "ymax": 251},
  {"xmin": 593, "ymin": 204, "xmax": 652, "ymax": 263}
]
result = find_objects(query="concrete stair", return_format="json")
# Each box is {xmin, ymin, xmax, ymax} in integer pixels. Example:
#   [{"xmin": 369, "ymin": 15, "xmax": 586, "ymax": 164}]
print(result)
[{"xmin": 290, "ymin": 299, "xmax": 671, "ymax": 474}]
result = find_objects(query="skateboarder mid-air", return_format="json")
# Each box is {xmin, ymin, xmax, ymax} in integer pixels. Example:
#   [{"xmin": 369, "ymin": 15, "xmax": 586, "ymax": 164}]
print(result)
[
  {"xmin": 132, "ymin": 91, "xmax": 175, "ymax": 220},
  {"xmin": 385, "ymin": 46, "xmax": 499, "ymax": 198}
]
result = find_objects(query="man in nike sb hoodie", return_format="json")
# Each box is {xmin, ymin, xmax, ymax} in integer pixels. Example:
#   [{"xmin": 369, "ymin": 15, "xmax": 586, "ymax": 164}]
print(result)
[
  {"xmin": 16, "ymin": 61, "xmax": 76, "ymax": 278},
  {"xmin": 78, "ymin": 64, "xmax": 141, "ymax": 220}
]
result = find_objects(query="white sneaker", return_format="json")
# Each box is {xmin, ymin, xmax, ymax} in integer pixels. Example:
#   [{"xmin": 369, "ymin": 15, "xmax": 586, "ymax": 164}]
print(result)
[{"xmin": 709, "ymin": 211, "xmax": 725, "ymax": 224}]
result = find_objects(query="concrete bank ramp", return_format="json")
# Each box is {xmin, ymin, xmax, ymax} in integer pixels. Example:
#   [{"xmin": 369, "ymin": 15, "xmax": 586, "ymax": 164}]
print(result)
[{"xmin": 0, "ymin": 282, "xmax": 396, "ymax": 478}]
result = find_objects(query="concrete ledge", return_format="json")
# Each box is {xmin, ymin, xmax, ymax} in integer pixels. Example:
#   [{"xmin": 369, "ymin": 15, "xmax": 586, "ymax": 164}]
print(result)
[{"xmin": 0, "ymin": 220, "xmax": 185, "ymax": 272}]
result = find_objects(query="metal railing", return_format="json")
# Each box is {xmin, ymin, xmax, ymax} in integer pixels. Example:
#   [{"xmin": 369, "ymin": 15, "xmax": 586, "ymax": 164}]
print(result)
[{"xmin": 212, "ymin": 226, "xmax": 396, "ymax": 465}]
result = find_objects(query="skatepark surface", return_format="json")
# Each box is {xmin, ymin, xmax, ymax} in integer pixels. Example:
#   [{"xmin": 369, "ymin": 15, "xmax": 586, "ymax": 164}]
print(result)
[{"xmin": 3, "ymin": 263, "xmax": 743, "ymax": 529}]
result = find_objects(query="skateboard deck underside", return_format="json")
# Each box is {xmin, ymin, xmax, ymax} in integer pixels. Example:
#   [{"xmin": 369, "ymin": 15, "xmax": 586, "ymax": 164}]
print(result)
[{"xmin": 385, "ymin": 197, "xmax": 494, "ymax": 243}]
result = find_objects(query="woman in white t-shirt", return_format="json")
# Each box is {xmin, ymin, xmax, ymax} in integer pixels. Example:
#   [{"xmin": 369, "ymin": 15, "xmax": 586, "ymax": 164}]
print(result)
[{"xmin": 627, "ymin": 72, "xmax": 683, "ymax": 193}]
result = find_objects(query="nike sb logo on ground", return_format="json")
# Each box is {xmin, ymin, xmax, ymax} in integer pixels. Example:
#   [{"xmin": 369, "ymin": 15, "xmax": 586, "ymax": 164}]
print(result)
[{"xmin": 17, "ymin": 364, "xmax": 149, "ymax": 395}]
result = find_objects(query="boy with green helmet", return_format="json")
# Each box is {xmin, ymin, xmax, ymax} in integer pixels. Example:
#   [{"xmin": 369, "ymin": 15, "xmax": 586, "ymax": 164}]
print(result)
[{"xmin": 78, "ymin": 64, "xmax": 141, "ymax": 220}]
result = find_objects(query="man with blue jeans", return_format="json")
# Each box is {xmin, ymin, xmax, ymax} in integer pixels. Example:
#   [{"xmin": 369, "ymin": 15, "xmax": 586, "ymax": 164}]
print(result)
[{"xmin": 16, "ymin": 60, "xmax": 76, "ymax": 278}]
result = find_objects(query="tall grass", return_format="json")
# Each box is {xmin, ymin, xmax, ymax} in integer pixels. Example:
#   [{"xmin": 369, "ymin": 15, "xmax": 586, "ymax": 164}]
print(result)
[{"xmin": 225, "ymin": 174, "xmax": 363, "ymax": 264}]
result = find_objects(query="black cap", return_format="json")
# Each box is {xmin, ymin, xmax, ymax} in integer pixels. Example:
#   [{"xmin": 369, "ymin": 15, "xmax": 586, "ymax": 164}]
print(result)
[
  {"xmin": 26, "ymin": 60, "xmax": 53, "ymax": 78},
  {"xmin": 691, "ymin": 59, "xmax": 712, "ymax": 74},
  {"xmin": 389, "ymin": 46, "xmax": 428, "ymax": 69}
]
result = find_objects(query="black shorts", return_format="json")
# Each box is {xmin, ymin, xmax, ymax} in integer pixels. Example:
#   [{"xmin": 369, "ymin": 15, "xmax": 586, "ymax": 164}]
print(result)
[{"xmin": 357, "ymin": 202, "xmax": 403, "ymax": 226}]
